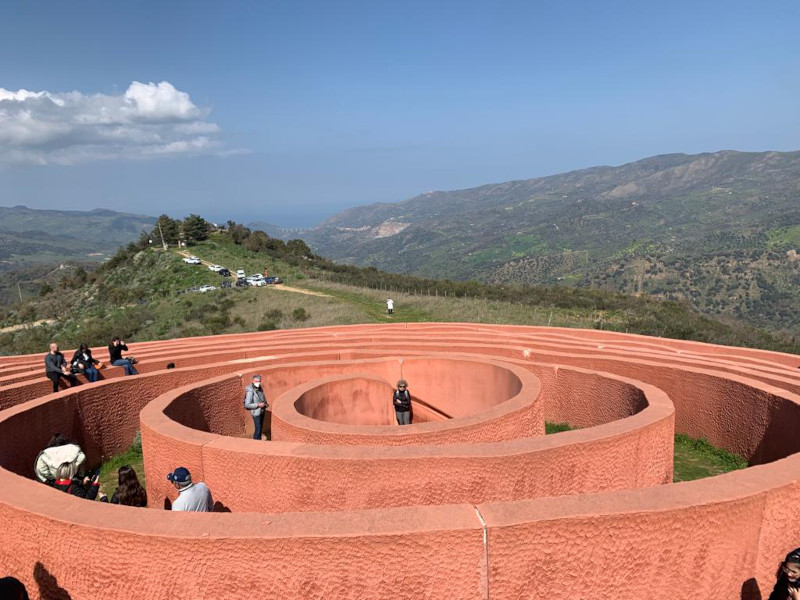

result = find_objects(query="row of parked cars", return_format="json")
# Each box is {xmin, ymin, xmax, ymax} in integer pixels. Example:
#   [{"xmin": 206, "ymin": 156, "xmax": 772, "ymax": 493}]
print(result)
[{"xmin": 181, "ymin": 256, "xmax": 282, "ymax": 291}]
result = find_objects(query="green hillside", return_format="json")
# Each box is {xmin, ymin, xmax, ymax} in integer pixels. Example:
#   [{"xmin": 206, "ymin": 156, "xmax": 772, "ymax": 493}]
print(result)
[
  {"xmin": 0, "ymin": 205, "xmax": 156, "ymax": 270},
  {"xmin": 1, "ymin": 224, "xmax": 798, "ymax": 357},
  {"xmin": 302, "ymin": 150, "xmax": 800, "ymax": 333}
]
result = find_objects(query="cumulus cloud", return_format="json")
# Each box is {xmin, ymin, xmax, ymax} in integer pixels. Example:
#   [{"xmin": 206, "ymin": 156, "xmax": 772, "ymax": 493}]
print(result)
[{"xmin": 0, "ymin": 81, "xmax": 233, "ymax": 165}]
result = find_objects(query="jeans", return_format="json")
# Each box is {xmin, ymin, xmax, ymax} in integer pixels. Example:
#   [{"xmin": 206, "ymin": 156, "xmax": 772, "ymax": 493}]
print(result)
[
  {"xmin": 252, "ymin": 413, "xmax": 264, "ymax": 440},
  {"xmin": 84, "ymin": 365, "xmax": 99, "ymax": 382},
  {"xmin": 112, "ymin": 359, "xmax": 138, "ymax": 376},
  {"xmin": 396, "ymin": 410, "xmax": 411, "ymax": 425},
  {"xmin": 46, "ymin": 371, "xmax": 78, "ymax": 393}
]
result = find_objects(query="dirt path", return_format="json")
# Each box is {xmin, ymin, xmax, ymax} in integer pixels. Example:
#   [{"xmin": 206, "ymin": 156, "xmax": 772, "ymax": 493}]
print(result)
[
  {"xmin": 0, "ymin": 319, "xmax": 56, "ymax": 333},
  {"xmin": 175, "ymin": 250, "xmax": 331, "ymax": 298}
]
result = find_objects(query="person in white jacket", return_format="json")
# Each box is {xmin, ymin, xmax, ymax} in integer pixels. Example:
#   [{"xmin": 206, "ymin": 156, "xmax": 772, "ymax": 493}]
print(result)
[
  {"xmin": 35, "ymin": 433, "xmax": 86, "ymax": 484},
  {"xmin": 387, "ymin": 299, "xmax": 394, "ymax": 315}
]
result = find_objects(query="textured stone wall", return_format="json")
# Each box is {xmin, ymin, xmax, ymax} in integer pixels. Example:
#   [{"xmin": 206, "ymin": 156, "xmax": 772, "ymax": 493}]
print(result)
[{"xmin": 0, "ymin": 323, "xmax": 799, "ymax": 599}]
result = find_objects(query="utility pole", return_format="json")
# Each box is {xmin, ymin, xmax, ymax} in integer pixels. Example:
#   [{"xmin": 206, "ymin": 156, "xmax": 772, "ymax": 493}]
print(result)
[
  {"xmin": 157, "ymin": 220, "xmax": 168, "ymax": 250},
  {"xmin": 18, "ymin": 283, "xmax": 23, "ymax": 302}
]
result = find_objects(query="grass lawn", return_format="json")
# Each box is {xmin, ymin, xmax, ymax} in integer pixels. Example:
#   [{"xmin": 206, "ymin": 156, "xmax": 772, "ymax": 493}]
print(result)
[
  {"xmin": 97, "ymin": 434, "xmax": 145, "ymax": 499},
  {"xmin": 545, "ymin": 423, "xmax": 748, "ymax": 482}
]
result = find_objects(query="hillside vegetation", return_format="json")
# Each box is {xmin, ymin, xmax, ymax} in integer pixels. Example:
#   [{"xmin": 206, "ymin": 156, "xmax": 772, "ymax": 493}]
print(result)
[
  {"xmin": 0, "ymin": 205, "xmax": 155, "ymax": 270},
  {"xmin": 301, "ymin": 150, "xmax": 800, "ymax": 334},
  {"xmin": 1, "ymin": 221, "xmax": 798, "ymax": 357}
]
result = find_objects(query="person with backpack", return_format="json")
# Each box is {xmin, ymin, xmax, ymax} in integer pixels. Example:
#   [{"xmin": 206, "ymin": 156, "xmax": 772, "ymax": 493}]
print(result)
[{"xmin": 393, "ymin": 379, "xmax": 412, "ymax": 425}]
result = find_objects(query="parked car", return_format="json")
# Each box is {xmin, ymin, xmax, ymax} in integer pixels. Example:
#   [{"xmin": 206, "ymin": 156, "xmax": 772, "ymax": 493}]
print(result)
[
  {"xmin": 208, "ymin": 264, "xmax": 223, "ymax": 272},
  {"xmin": 235, "ymin": 278, "xmax": 248, "ymax": 287},
  {"xmin": 218, "ymin": 268, "xmax": 231, "ymax": 277},
  {"xmin": 264, "ymin": 276, "xmax": 282, "ymax": 284},
  {"xmin": 221, "ymin": 280, "xmax": 232, "ymax": 289},
  {"xmin": 236, "ymin": 269, "xmax": 246, "ymax": 278},
  {"xmin": 182, "ymin": 256, "xmax": 202, "ymax": 265},
  {"xmin": 247, "ymin": 277, "xmax": 266, "ymax": 287},
  {"xmin": 197, "ymin": 285, "xmax": 217, "ymax": 293}
]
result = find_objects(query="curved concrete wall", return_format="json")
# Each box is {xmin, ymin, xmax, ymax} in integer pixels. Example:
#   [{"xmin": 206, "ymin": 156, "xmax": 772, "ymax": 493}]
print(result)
[{"xmin": 0, "ymin": 323, "xmax": 798, "ymax": 599}]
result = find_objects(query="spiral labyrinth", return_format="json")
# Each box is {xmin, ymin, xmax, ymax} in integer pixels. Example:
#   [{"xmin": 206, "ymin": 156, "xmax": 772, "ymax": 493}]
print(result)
[{"xmin": 1, "ymin": 323, "xmax": 799, "ymax": 599}]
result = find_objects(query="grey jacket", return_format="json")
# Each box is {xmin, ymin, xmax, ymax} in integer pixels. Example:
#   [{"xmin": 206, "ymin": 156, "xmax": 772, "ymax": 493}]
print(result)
[{"xmin": 243, "ymin": 384, "xmax": 268, "ymax": 416}]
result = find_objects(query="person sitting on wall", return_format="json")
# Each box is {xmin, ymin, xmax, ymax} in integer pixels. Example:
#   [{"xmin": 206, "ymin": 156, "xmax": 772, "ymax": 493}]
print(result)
[
  {"xmin": 34, "ymin": 433, "xmax": 86, "ymax": 485},
  {"xmin": 167, "ymin": 467, "xmax": 213, "ymax": 512},
  {"xmin": 44, "ymin": 342, "xmax": 79, "ymax": 393},
  {"xmin": 110, "ymin": 465, "xmax": 147, "ymax": 507},
  {"xmin": 769, "ymin": 548, "xmax": 800, "ymax": 600},
  {"xmin": 393, "ymin": 379, "xmax": 412, "ymax": 425},
  {"xmin": 108, "ymin": 336, "xmax": 138, "ymax": 376},
  {"xmin": 53, "ymin": 462, "xmax": 107, "ymax": 501},
  {"xmin": 70, "ymin": 343, "xmax": 102, "ymax": 383},
  {"xmin": 243, "ymin": 374, "xmax": 268, "ymax": 440}
]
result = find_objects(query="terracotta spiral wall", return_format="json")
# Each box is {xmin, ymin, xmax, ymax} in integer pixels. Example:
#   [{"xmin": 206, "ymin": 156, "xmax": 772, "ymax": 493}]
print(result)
[{"xmin": 0, "ymin": 323, "xmax": 799, "ymax": 599}]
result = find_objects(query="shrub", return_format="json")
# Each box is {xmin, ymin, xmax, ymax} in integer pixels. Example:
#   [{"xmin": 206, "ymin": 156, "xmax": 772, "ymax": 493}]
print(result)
[{"xmin": 292, "ymin": 307, "xmax": 310, "ymax": 321}]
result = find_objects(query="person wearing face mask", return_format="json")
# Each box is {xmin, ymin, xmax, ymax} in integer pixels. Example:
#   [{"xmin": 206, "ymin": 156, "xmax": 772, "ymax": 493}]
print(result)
[{"xmin": 243, "ymin": 374, "xmax": 268, "ymax": 440}]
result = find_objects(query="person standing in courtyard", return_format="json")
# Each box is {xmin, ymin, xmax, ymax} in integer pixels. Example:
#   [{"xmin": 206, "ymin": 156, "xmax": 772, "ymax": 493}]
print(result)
[
  {"xmin": 108, "ymin": 336, "xmax": 138, "ymax": 375},
  {"xmin": 167, "ymin": 467, "xmax": 213, "ymax": 512},
  {"xmin": 44, "ymin": 343, "xmax": 79, "ymax": 393},
  {"xmin": 386, "ymin": 298, "xmax": 394, "ymax": 315},
  {"xmin": 243, "ymin": 374, "xmax": 268, "ymax": 440},
  {"xmin": 393, "ymin": 379, "xmax": 411, "ymax": 425}
]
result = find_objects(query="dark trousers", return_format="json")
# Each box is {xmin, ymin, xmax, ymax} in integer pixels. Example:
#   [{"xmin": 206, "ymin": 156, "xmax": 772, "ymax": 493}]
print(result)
[
  {"xmin": 252, "ymin": 413, "xmax": 264, "ymax": 440},
  {"xmin": 46, "ymin": 371, "xmax": 78, "ymax": 393},
  {"xmin": 396, "ymin": 410, "xmax": 411, "ymax": 425}
]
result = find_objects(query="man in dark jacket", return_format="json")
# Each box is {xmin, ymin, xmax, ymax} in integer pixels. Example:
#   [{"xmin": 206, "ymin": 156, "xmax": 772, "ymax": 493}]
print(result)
[
  {"xmin": 393, "ymin": 379, "xmax": 412, "ymax": 425},
  {"xmin": 243, "ymin": 374, "xmax": 268, "ymax": 440},
  {"xmin": 44, "ymin": 343, "xmax": 79, "ymax": 393},
  {"xmin": 108, "ymin": 337, "xmax": 138, "ymax": 375}
]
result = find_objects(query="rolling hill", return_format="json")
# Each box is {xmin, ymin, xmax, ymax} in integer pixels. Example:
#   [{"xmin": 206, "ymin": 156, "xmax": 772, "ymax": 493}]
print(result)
[{"xmin": 301, "ymin": 150, "xmax": 800, "ymax": 333}]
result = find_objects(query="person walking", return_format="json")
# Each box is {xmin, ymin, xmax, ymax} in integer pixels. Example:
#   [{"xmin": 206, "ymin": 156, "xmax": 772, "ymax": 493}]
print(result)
[
  {"xmin": 167, "ymin": 467, "xmax": 213, "ymax": 512},
  {"xmin": 44, "ymin": 343, "xmax": 79, "ymax": 393},
  {"xmin": 393, "ymin": 379, "xmax": 412, "ymax": 425},
  {"xmin": 387, "ymin": 298, "xmax": 394, "ymax": 315},
  {"xmin": 108, "ymin": 337, "xmax": 138, "ymax": 375},
  {"xmin": 243, "ymin": 374, "xmax": 268, "ymax": 440}
]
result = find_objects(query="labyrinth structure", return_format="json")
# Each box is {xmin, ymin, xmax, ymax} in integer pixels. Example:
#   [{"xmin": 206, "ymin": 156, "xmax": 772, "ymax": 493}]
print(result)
[{"xmin": 1, "ymin": 323, "xmax": 800, "ymax": 599}]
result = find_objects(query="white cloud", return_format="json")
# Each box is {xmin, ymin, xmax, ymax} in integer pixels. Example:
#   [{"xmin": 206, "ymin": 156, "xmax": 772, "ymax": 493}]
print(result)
[{"xmin": 0, "ymin": 81, "xmax": 234, "ymax": 165}]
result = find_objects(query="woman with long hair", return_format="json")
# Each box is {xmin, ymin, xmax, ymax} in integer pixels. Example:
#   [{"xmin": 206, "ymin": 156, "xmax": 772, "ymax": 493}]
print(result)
[
  {"xmin": 110, "ymin": 465, "xmax": 147, "ymax": 507},
  {"xmin": 70, "ymin": 343, "xmax": 101, "ymax": 382}
]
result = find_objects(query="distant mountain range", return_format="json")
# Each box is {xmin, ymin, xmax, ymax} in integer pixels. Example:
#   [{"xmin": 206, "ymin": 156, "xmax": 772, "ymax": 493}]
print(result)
[
  {"xmin": 301, "ymin": 150, "xmax": 800, "ymax": 333},
  {"xmin": 0, "ymin": 205, "xmax": 155, "ymax": 270}
]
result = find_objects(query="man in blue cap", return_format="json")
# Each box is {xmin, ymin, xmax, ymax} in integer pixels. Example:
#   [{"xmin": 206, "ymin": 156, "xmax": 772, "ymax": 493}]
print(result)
[{"xmin": 167, "ymin": 467, "xmax": 213, "ymax": 512}]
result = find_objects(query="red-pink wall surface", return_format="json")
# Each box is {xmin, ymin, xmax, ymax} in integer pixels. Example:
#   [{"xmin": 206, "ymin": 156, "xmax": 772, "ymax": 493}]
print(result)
[{"xmin": 0, "ymin": 323, "xmax": 799, "ymax": 599}]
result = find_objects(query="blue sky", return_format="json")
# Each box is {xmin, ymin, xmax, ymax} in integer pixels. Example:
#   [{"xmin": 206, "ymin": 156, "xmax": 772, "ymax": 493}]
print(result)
[{"xmin": 1, "ymin": 0, "xmax": 798, "ymax": 226}]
